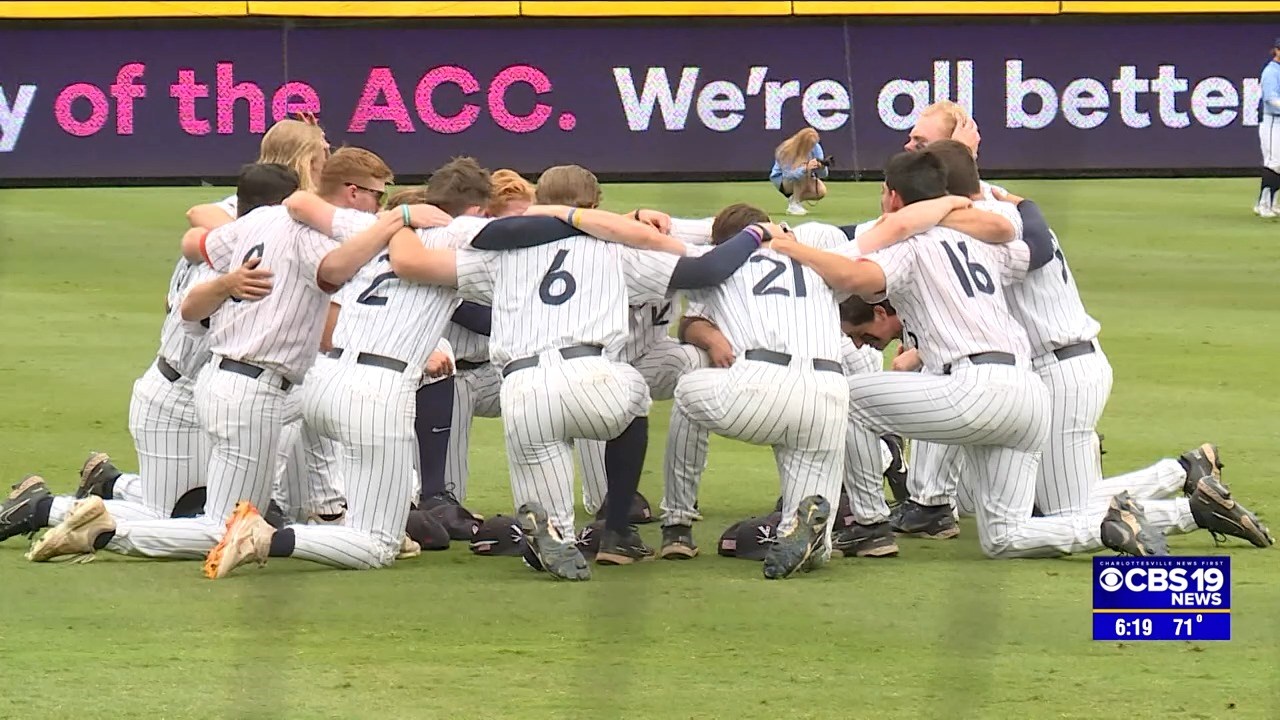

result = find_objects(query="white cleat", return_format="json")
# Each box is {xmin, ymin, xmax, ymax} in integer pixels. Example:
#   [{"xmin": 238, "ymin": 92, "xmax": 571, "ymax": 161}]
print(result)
[
  {"xmin": 26, "ymin": 495, "xmax": 116, "ymax": 562},
  {"xmin": 786, "ymin": 200, "xmax": 808, "ymax": 216}
]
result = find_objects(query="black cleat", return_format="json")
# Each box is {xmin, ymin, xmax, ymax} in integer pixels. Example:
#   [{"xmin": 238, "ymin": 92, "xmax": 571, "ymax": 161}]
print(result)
[
  {"xmin": 76, "ymin": 452, "xmax": 122, "ymax": 500},
  {"xmin": 1189, "ymin": 476, "xmax": 1273, "ymax": 549},
  {"xmin": 762, "ymin": 495, "xmax": 830, "ymax": 580},
  {"xmin": 890, "ymin": 499, "xmax": 959, "ymax": 540},
  {"xmin": 517, "ymin": 502, "xmax": 590, "ymax": 581},
  {"xmin": 423, "ymin": 490, "xmax": 483, "ymax": 541},
  {"xmin": 881, "ymin": 434, "xmax": 909, "ymax": 507},
  {"xmin": 1100, "ymin": 492, "xmax": 1168, "ymax": 557},
  {"xmin": 595, "ymin": 526, "xmax": 656, "ymax": 565},
  {"xmin": 1179, "ymin": 443, "xmax": 1223, "ymax": 496},
  {"xmin": 0, "ymin": 475, "xmax": 52, "ymax": 542},
  {"xmin": 659, "ymin": 524, "xmax": 698, "ymax": 560},
  {"xmin": 833, "ymin": 520, "xmax": 900, "ymax": 558},
  {"xmin": 262, "ymin": 500, "xmax": 288, "ymax": 530}
]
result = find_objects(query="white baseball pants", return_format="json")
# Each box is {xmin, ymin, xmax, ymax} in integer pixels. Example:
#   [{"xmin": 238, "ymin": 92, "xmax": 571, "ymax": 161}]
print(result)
[
  {"xmin": 661, "ymin": 358, "xmax": 848, "ymax": 539},
  {"xmin": 501, "ymin": 352, "xmax": 651, "ymax": 542},
  {"xmin": 578, "ymin": 339, "xmax": 704, "ymax": 514},
  {"xmin": 291, "ymin": 357, "xmax": 418, "ymax": 570},
  {"xmin": 106, "ymin": 359, "xmax": 291, "ymax": 558},
  {"xmin": 272, "ymin": 357, "xmax": 345, "ymax": 522},
  {"xmin": 443, "ymin": 360, "xmax": 502, "ymax": 502}
]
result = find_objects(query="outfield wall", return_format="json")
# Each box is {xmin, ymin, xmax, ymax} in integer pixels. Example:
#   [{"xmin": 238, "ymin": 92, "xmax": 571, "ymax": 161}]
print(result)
[{"xmin": 1, "ymin": 3, "xmax": 1276, "ymax": 184}]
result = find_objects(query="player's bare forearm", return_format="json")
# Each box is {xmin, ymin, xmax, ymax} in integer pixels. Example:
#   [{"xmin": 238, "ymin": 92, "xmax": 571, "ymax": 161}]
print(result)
[
  {"xmin": 180, "ymin": 275, "xmax": 233, "ymax": 322},
  {"xmin": 856, "ymin": 196, "xmax": 971, "ymax": 255},
  {"xmin": 680, "ymin": 317, "xmax": 735, "ymax": 367},
  {"xmin": 284, "ymin": 191, "xmax": 338, "ymax": 237},
  {"xmin": 318, "ymin": 211, "xmax": 402, "ymax": 289},
  {"xmin": 388, "ymin": 228, "xmax": 458, "ymax": 287},
  {"xmin": 528, "ymin": 205, "xmax": 687, "ymax": 255},
  {"xmin": 320, "ymin": 302, "xmax": 340, "ymax": 353},
  {"xmin": 180, "ymin": 227, "xmax": 209, "ymax": 264},
  {"xmin": 939, "ymin": 208, "xmax": 1015, "ymax": 244},
  {"xmin": 775, "ymin": 240, "xmax": 885, "ymax": 296},
  {"xmin": 186, "ymin": 204, "xmax": 234, "ymax": 230}
]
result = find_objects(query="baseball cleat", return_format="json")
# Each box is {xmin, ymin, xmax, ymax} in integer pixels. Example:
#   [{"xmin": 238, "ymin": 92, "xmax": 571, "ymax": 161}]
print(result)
[
  {"xmin": 76, "ymin": 451, "xmax": 121, "ymax": 500},
  {"xmin": 396, "ymin": 535, "xmax": 422, "ymax": 560},
  {"xmin": 833, "ymin": 521, "xmax": 900, "ymax": 558},
  {"xmin": 203, "ymin": 502, "xmax": 275, "ymax": 579},
  {"xmin": 1100, "ymin": 492, "xmax": 1168, "ymax": 557},
  {"xmin": 0, "ymin": 475, "xmax": 52, "ymax": 542},
  {"xmin": 594, "ymin": 526, "xmax": 656, "ymax": 565},
  {"xmin": 762, "ymin": 495, "xmax": 830, "ymax": 580},
  {"xmin": 1189, "ymin": 476, "xmax": 1273, "ymax": 549},
  {"xmin": 1179, "ymin": 443, "xmax": 1223, "ymax": 495},
  {"xmin": 517, "ymin": 502, "xmax": 590, "ymax": 581},
  {"xmin": 659, "ymin": 524, "xmax": 699, "ymax": 560},
  {"xmin": 881, "ymin": 434, "xmax": 910, "ymax": 507},
  {"xmin": 26, "ymin": 495, "xmax": 116, "ymax": 562},
  {"xmin": 890, "ymin": 500, "xmax": 959, "ymax": 540}
]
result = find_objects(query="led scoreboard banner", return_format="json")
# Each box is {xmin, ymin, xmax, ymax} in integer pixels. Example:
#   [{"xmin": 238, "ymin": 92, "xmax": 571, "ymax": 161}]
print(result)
[{"xmin": 1092, "ymin": 557, "xmax": 1230, "ymax": 641}]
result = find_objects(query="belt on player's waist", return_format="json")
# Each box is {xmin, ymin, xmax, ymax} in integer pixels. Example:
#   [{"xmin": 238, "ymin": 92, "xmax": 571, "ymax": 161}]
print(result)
[
  {"xmin": 1051, "ymin": 340, "xmax": 1096, "ymax": 362},
  {"xmin": 325, "ymin": 347, "xmax": 409, "ymax": 373},
  {"xmin": 941, "ymin": 351, "xmax": 1016, "ymax": 376},
  {"xmin": 743, "ymin": 348, "xmax": 843, "ymax": 374},
  {"xmin": 218, "ymin": 357, "xmax": 294, "ymax": 392},
  {"xmin": 502, "ymin": 345, "xmax": 604, "ymax": 378},
  {"xmin": 456, "ymin": 359, "xmax": 489, "ymax": 371},
  {"xmin": 156, "ymin": 356, "xmax": 182, "ymax": 383}
]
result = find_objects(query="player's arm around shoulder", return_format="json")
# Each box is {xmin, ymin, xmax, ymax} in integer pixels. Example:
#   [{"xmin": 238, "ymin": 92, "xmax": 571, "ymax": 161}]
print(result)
[
  {"xmin": 771, "ymin": 226, "xmax": 889, "ymax": 297},
  {"xmin": 179, "ymin": 258, "xmax": 274, "ymax": 322},
  {"xmin": 388, "ymin": 225, "xmax": 459, "ymax": 288}
]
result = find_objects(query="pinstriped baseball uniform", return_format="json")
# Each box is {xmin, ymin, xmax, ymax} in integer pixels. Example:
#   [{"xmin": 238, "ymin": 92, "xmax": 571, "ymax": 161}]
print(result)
[
  {"xmin": 285, "ymin": 219, "xmax": 474, "ymax": 569},
  {"xmin": 576, "ymin": 217, "xmax": 715, "ymax": 513},
  {"xmin": 914, "ymin": 215, "xmax": 1190, "ymax": 527},
  {"xmin": 441, "ymin": 315, "xmax": 501, "ymax": 502},
  {"xmin": 456, "ymin": 236, "xmax": 680, "ymax": 542},
  {"xmin": 48, "ymin": 258, "xmax": 219, "ymax": 529},
  {"xmin": 663, "ymin": 226, "xmax": 849, "ymax": 542},
  {"xmin": 268, "ymin": 208, "xmax": 379, "ymax": 525},
  {"xmin": 104, "ymin": 205, "xmax": 344, "ymax": 560}
]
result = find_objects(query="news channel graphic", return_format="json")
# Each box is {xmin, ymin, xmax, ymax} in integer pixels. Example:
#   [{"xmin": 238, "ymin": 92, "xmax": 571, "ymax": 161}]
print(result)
[{"xmin": 1092, "ymin": 557, "xmax": 1231, "ymax": 642}]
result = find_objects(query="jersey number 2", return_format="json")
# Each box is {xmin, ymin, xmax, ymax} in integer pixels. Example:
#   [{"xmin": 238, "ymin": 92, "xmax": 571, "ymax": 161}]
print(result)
[
  {"xmin": 942, "ymin": 240, "xmax": 995, "ymax": 298},
  {"xmin": 751, "ymin": 256, "xmax": 807, "ymax": 297},
  {"xmin": 356, "ymin": 253, "xmax": 396, "ymax": 306},
  {"xmin": 538, "ymin": 249, "xmax": 577, "ymax": 306}
]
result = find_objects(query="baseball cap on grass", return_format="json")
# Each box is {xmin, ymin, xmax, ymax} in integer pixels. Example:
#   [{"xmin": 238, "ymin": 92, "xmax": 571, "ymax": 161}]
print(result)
[
  {"xmin": 404, "ymin": 508, "xmax": 451, "ymax": 551},
  {"xmin": 575, "ymin": 518, "xmax": 605, "ymax": 557},
  {"xmin": 469, "ymin": 514, "xmax": 528, "ymax": 556},
  {"xmin": 718, "ymin": 511, "xmax": 783, "ymax": 560}
]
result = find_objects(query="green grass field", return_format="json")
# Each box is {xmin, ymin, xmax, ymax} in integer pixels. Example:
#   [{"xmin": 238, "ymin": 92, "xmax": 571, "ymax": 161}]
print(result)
[{"xmin": 1, "ymin": 179, "xmax": 1277, "ymax": 720}]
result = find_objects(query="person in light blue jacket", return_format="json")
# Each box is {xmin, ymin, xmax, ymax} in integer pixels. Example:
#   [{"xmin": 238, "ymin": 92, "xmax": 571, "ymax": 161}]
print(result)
[
  {"xmin": 770, "ymin": 127, "xmax": 828, "ymax": 216},
  {"xmin": 1255, "ymin": 36, "xmax": 1280, "ymax": 218}
]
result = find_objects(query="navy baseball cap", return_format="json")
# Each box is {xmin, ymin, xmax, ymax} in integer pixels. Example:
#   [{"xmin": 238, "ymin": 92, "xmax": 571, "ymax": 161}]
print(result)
[
  {"xmin": 718, "ymin": 512, "xmax": 783, "ymax": 560},
  {"xmin": 404, "ymin": 509, "xmax": 451, "ymax": 551},
  {"xmin": 469, "ymin": 514, "xmax": 528, "ymax": 556},
  {"xmin": 1274, "ymin": 36, "xmax": 1280, "ymax": 48}
]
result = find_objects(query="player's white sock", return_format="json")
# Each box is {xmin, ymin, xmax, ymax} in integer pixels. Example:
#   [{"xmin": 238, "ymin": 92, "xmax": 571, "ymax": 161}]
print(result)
[{"xmin": 47, "ymin": 496, "xmax": 76, "ymax": 526}]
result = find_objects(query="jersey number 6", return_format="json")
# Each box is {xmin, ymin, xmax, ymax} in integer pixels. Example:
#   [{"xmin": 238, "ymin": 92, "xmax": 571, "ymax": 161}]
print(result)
[
  {"xmin": 942, "ymin": 240, "xmax": 995, "ymax": 298},
  {"xmin": 229, "ymin": 243, "xmax": 265, "ymax": 304},
  {"xmin": 539, "ymin": 249, "xmax": 578, "ymax": 306}
]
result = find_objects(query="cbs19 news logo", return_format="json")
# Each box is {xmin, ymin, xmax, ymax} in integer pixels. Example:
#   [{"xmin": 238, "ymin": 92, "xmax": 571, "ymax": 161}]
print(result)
[{"xmin": 1096, "ymin": 564, "xmax": 1226, "ymax": 606}]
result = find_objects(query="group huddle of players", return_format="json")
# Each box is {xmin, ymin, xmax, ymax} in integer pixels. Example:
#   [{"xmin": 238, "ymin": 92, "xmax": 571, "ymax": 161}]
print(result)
[{"xmin": 0, "ymin": 101, "xmax": 1272, "ymax": 582}]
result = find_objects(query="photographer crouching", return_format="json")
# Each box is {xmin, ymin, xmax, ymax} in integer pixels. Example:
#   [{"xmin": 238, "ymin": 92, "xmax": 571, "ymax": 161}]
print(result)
[{"xmin": 769, "ymin": 127, "xmax": 830, "ymax": 216}]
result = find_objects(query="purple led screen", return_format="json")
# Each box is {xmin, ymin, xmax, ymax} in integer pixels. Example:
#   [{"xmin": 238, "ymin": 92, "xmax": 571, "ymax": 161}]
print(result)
[{"xmin": 0, "ymin": 21, "xmax": 1273, "ymax": 178}]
